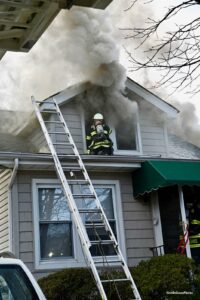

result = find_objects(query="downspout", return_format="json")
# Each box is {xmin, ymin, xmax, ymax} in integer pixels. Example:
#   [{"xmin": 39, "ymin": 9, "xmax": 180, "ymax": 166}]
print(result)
[{"xmin": 8, "ymin": 158, "xmax": 19, "ymax": 253}]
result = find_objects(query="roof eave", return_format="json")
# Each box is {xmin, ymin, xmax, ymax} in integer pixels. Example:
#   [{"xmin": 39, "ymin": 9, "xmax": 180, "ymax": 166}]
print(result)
[{"xmin": 126, "ymin": 77, "xmax": 179, "ymax": 117}]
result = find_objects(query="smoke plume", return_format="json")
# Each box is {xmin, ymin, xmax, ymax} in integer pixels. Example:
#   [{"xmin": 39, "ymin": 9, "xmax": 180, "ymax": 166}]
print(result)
[
  {"xmin": 0, "ymin": 5, "xmax": 138, "ymax": 135},
  {"xmin": 168, "ymin": 100, "xmax": 200, "ymax": 148},
  {"xmin": 66, "ymin": 7, "xmax": 138, "ymax": 124}
]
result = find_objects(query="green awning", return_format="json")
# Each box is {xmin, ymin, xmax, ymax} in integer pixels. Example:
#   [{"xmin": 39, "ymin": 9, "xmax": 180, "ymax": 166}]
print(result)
[{"xmin": 133, "ymin": 160, "xmax": 200, "ymax": 197}]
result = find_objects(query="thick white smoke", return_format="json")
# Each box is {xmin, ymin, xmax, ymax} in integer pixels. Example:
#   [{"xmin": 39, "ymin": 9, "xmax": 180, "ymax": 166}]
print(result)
[
  {"xmin": 0, "ymin": 6, "xmax": 133, "ymax": 135},
  {"xmin": 1, "ymin": 2, "xmax": 199, "ymax": 151},
  {"xmin": 0, "ymin": 6, "xmax": 137, "ymax": 114},
  {"xmin": 168, "ymin": 100, "xmax": 200, "ymax": 148},
  {"xmin": 65, "ymin": 7, "xmax": 138, "ymax": 123}
]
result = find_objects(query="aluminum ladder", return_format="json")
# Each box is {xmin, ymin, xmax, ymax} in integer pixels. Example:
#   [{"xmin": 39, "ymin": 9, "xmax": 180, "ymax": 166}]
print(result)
[{"xmin": 32, "ymin": 96, "xmax": 142, "ymax": 300}]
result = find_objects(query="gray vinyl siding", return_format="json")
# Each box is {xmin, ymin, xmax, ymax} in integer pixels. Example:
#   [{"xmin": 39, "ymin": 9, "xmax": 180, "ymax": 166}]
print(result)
[
  {"xmin": 28, "ymin": 92, "xmax": 169, "ymax": 157},
  {"xmin": 55, "ymin": 101, "xmax": 84, "ymax": 154},
  {"xmin": 15, "ymin": 170, "xmax": 154, "ymax": 277},
  {"xmin": 139, "ymin": 111, "xmax": 168, "ymax": 157},
  {"xmin": 17, "ymin": 171, "xmax": 55, "ymax": 272},
  {"xmin": 0, "ymin": 169, "xmax": 12, "ymax": 252}
]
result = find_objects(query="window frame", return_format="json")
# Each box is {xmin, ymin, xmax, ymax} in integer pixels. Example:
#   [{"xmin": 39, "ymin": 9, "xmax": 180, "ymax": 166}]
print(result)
[
  {"xmin": 109, "ymin": 111, "xmax": 142, "ymax": 155},
  {"xmin": 32, "ymin": 179, "xmax": 126, "ymax": 270}
]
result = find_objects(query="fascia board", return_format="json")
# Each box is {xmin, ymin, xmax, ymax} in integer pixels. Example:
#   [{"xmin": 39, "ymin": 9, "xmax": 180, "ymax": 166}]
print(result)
[
  {"xmin": 42, "ymin": 81, "xmax": 91, "ymax": 109},
  {"xmin": 126, "ymin": 78, "xmax": 178, "ymax": 117},
  {"xmin": 55, "ymin": 82, "xmax": 91, "ymax": 106}
]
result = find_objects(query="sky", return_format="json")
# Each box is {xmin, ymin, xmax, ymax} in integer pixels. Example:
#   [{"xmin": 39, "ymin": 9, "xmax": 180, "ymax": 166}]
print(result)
[
  {"xmin": 1, "ymin": 0, "xmax": 200, "ymax": 123},
  {"xmin": 109, "ymin": 0, "xmax": 200, "ymax": 117}
]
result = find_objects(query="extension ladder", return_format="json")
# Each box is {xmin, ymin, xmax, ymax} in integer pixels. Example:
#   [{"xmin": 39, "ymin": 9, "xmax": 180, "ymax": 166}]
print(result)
[{"xmin": 32, "ymin": 96, "xmax": 141, "ymax": 300}]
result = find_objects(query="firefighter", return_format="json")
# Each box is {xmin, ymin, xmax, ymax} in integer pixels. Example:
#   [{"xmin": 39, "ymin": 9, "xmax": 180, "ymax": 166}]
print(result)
[
  {"xmin": 189, "ymin": 198, "xmax": 200, "ymax": 263},
  {"xmin": 86, "ymin": 113, "xmax": 113, "ymax": 155}
]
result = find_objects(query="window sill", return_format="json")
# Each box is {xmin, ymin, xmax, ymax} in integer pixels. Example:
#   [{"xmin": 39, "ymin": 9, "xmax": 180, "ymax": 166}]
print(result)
[
  {"xmin": 113, "ymin": 150, "xmax": 142, "ymax": 155},
  {"xmin": 35, "ymin": 258, "xmax": 86, "ymax": 270}
]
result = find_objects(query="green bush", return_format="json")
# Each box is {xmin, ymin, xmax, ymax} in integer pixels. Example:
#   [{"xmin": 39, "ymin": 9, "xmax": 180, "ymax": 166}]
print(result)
[
  {"xmin": 131, "ymin": 254, "xmax": 200, "ymax": 300},
  {"xmin": 38, "ymin": 268, "xmax": 133, "ymax": 300},
  {"xmin": 38, "ymin": 255, "xmax": 200, "ymax": 300},
  {"xmin": 38, "ymin": 268, "xmax": 100, "ymax": 300}
]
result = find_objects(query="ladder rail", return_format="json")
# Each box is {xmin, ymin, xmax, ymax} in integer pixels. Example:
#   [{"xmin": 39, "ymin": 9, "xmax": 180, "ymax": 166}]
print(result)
[{"xmin": 32, "ymin": 96, "xmax": 142, "ymax": 300}]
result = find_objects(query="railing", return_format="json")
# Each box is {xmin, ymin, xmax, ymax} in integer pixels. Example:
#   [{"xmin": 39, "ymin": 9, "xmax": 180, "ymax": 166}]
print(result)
[{"xmin": 149, "ymin": 245, "xmax": 164, "ymax": 256}]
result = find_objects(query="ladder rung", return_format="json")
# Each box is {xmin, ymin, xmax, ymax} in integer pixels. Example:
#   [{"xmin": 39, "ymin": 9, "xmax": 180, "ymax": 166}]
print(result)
[
  {"xmin": 62, "ymin": 167, "xmax": 83, "ymax": 171},
  {"xmin": 78, "ymin": 209, "xmax": 101, "ymax": 213},
  {"xmin": 41, "ymin": 110, "xmax": 58, "ymax": 113},
  {"xmin": 44, "ymin": 121, "xmax": 62, "ymax": 124},
  {"xmin": 48, "ymin": 132, "xmax": 66, "ymax": 135},
  {"xmin": 53, "ymin": 142, "xmax": 73, "ymax": 147},
  {"xmin": 73, "ymin": 194, "xmax": 95, "ymax": 198},
  {"xmin": 36, "ymin": 100, "xmax": 55, "ymax": 104},
  {"xmin": 94, "ymin": 259, "xmax": 123, "ymax": 265},
  {"xmin": 90, "ymin": 240, "xmax": 115, "ymax": 245},
  {"xmin": 68, "ymin": 180, "xmax": 89, "ymax": 184},
  {"xmin": 101, "ymin": 278, "xmax": 130, "ymax": 283},
  {"xmin": 85, "ymin": 223, "xmax": 105, "ymax": 228}
]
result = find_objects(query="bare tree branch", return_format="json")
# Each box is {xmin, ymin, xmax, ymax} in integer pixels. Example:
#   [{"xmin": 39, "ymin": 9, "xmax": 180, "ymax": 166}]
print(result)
[{"xmin": 125, "ymin": 0, "xmax": 200, "ymax": 93}]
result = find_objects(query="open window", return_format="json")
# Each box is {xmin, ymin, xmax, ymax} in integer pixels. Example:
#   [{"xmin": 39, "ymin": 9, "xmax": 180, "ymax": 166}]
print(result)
[
  {"xmin": 111, "ymin": 113, "xmax": 141, "ymax": 154},
  {"xmin": 83, "ymin": 108, "xmax": 141, "ymax": 155}
]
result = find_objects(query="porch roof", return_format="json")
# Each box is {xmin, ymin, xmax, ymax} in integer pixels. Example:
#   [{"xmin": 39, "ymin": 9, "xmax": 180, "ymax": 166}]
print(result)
[{"xmin": 133, "ymin": 160, "xmax": 200, "ymax": 197}]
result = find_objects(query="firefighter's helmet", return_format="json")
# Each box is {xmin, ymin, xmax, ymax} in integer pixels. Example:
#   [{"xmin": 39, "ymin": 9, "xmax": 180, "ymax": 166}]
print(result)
[{"xmin": 93, "ymin": 113, "xmax": 103, "ymax": 120}]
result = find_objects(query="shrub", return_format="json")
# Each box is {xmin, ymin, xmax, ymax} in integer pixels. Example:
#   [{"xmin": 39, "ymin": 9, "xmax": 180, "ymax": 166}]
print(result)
[
  {"xmin": 38, "ymin": 255, "xmax": 200, "ymax": 300},
  {"xmin": 131, "ymin": 254, "xmax": 200, "ymax": 300},
  {"xmin": 38, "ymin": 268, "xmax": 100, "ymax": 300},
  {"xmin": 38, "ymin": 268, "xmax": 133, "ymax": 300}
]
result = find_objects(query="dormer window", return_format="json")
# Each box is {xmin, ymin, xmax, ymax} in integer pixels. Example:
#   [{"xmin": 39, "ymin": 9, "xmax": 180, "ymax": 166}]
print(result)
[
  {"xmin": 110, "ymin": 112, "xmax": 141, "ymax": 155},
  {"xmin": 83, "ymin": 108, "xmax": 142, "ymax": 155}
]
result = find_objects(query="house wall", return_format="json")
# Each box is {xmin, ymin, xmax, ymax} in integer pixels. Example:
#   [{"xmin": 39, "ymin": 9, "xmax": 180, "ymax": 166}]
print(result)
[
  {"xmin": 139, "ymin": 110, "xmax": 168, "ymax": 157},
  {"xmin": 126, "ymin": 90, "xmax": 168, "ymax": 158},
  {"xmin": 28, "ymin": 87, "xmax": 170, "ymax": 157},
  {"xmin": 13, "ymin": 170, "xmax": 154, "ymax": 278},
  {"xmin": 53, "ymin": 97, "xmax": 169, "ymax": 158},
  {"xmin": 54, "ymin": 101, "xmax": 84, "ymax": 155},
  {"xmin": 0, "ymin": 169, "xmax": 12, "ymax": 252}
]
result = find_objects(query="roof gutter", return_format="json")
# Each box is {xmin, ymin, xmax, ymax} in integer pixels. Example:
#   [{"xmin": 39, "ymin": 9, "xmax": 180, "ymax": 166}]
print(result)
[{"xmin": 8, "ymin": 158, "xmax": 19, "ymax": 254}]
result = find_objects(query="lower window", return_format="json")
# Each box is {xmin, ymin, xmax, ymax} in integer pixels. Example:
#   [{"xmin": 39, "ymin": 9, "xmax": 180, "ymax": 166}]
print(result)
[
  {"xmin": 38, "ymin": 187, "xmax": 73, "ymax": 260},
  {"xmin": 33, "ymin": 179, "xmax": 125, "ymax": 269}
]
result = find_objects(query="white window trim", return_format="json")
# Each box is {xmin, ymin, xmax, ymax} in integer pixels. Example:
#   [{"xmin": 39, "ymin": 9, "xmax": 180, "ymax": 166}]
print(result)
[
  {"xmin": 32, "ymin": 179, "xmax": 81, "ymax": 270},
  {"xmin": 151, "ymin": 191, "xmax": 164, "ymax": 255},
  {"xmin": 178, "ymin": 186, "xmax": 191, "ymax": 258},
  {"xmin": 109, "ymin": 111, "xmax": 142, "ymax": 155},
  {"xmin": 92, "ymin": 180, "xmax": 127, "ymax": 262},
  {"xmin": 32, "ymin": 179, "xmax": 126, "ymax": 270},
  {"xmin": 152, "ymin": 187, "xmax": 192, "ymax": 258}
]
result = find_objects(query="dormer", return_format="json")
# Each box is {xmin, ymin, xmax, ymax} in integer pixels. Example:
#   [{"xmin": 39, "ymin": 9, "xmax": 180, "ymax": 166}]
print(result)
[{"xmin": 26, "ymin": 78, "xmax": 178, "ymax": 158}]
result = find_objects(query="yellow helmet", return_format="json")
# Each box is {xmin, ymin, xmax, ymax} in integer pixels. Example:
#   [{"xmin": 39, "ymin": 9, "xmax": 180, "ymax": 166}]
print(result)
[{"xmin": 93, "ymin": 113, "xmax": 103, "ymax": 120}]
